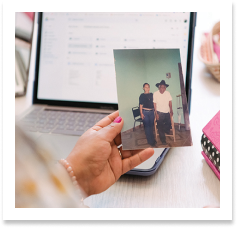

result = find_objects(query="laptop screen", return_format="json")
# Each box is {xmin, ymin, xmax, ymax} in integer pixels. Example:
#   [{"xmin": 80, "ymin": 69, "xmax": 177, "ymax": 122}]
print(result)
[{"xmin": 37, "ymin": 12, "xmax": 192, "ymax": 105}]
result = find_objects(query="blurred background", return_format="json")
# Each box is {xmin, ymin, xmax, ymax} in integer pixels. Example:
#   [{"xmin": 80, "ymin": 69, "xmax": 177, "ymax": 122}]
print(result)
[{"xmin": 15, "ymin": 12, "xmax": 34, "ymax": 97}]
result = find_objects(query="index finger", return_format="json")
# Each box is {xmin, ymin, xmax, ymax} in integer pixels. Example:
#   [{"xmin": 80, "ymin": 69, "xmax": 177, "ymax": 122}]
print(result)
[{"xmin": 92, "ymin": 110, "xmax": 119, "ymax": 131}]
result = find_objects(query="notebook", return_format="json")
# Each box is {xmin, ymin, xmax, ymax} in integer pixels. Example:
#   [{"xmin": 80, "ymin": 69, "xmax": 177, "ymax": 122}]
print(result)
[
  {"xmin": 201, "ymin": 111, "xmax": 220, "ymax": 179},
  {"xmin": 17, "ymin": 12, "xmax": 196, "ymax": 176}
]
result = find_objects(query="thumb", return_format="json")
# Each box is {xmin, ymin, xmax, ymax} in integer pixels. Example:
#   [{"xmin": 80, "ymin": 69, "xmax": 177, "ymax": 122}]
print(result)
[{"xmin": 97, "ymin": 116, "xmax": 124, "ymax": 143}]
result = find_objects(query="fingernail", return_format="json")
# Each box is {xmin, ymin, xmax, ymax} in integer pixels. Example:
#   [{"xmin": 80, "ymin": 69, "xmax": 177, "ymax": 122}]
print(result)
[{"xmin": 113, "ymin": 116, "xmax": 122, "ymax": 123}]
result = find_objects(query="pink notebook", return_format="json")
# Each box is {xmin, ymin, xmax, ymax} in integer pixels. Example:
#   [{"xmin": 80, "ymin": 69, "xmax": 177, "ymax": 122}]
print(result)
[
  {"xmin": 201, "ymin": 111, "xmax": 220, "ymax": 179},
  {"xmin": 201, "ymin": 151, "xmax": 220, "ymax": 179}
]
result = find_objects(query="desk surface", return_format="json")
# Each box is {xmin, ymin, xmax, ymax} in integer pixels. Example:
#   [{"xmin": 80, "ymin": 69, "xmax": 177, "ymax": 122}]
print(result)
[{"xmin": 15, "ymin": 13, "xmax": 220, "ymax": 208}]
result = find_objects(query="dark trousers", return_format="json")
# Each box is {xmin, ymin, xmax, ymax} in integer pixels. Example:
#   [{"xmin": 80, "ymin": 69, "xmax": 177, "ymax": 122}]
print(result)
[
  {"xmin": 156, "ymin": 111, "xmax": 171, "ymax": 144},
  {"xmin": 143, "ymin": 110, "xmax": 156, "ymax": 145}
]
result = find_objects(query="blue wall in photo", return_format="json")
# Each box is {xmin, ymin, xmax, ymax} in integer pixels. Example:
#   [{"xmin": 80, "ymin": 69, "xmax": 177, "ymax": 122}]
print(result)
[{"xmin": 114, "ymin": 49, "xmax": 185, "ymax": 132}]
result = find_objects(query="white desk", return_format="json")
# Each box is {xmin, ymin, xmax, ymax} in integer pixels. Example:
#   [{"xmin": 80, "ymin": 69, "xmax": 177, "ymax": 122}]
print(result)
[{"xmin": 15, "ymin": 13, "xmax": 220, "ymax": 208}]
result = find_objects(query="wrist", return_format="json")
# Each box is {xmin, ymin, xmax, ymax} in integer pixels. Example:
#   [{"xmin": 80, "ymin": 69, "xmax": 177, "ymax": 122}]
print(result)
[
  {"xmin": 66, "ymin": 155, "xmax": 91, "ymax": 197},
  {"xmin": 59, "ymin": 158, "xmax": 89, "ymax": 198},
  {"xmin": 58, "ymin": 159, "xmax": 89, "ymax": 200}
]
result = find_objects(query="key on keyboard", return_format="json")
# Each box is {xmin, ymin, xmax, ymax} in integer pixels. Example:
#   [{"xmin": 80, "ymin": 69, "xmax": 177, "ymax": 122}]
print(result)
[{"xmin": 20, "ymin": 109, "xmax": 108, "ymax": 136}]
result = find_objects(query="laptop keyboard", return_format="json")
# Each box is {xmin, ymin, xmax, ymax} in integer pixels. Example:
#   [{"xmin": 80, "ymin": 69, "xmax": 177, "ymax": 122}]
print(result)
[{"xmin": 20, "ymin": 109, "xmax": 108, "ymax": 136}]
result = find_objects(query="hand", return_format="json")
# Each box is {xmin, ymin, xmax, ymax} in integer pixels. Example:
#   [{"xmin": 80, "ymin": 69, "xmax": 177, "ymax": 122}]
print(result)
[
  {"xmin": 156, "ymin": 113, "xmax": 159, "ymax": 120},
  {"xmin": 141, "ymin": 113, "xmax": 145, "ymax": 120},
  {"xmin": 66, "ymin": 111, "xmax": 154, "ymax": 197}
]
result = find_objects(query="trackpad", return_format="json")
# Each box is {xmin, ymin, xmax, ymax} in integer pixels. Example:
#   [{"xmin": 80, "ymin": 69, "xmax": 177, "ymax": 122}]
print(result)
[{"xmin": 36, "ymin": 134, "xmax": 80, "ymax": 161}]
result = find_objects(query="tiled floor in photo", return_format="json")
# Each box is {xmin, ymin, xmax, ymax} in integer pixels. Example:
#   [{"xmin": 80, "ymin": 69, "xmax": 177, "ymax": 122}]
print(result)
[{"xmin": 121, "ymin": 124, "xmax": 192, "ymax": 150}]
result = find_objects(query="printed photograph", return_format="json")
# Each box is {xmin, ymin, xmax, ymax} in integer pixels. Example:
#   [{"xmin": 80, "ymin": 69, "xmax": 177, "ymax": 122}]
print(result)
[{"xmin": 114, "ymin": 49, "xmax": 192, "ymax": 150}]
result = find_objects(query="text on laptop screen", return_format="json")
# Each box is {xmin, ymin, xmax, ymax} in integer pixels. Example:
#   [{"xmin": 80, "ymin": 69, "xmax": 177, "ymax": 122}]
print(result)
[{"xmin": 37, "ymin": 12, "xmax": 191, "ymax": 104}]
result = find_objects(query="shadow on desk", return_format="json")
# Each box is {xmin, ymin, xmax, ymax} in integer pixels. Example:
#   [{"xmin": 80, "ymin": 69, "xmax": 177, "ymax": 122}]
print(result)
[
  {"xmin": 201, "ymin": 159, "xmax": 220, "ymax": 204},
  {"xmin": 199, "ymin": 67, "xmax": 220, "ymax": 96}
]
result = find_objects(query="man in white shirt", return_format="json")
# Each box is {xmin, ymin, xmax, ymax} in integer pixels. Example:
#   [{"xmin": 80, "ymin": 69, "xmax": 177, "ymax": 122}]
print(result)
[{"xmin": 153, "ymin": 80, "xmax": 173, "ymax": 146}]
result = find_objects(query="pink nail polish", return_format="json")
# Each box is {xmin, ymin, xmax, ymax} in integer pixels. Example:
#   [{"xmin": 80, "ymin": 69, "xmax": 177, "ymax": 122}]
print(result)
[{"xmin": 113, "ymin": 116, "xmax": 122, "ymax": 123}]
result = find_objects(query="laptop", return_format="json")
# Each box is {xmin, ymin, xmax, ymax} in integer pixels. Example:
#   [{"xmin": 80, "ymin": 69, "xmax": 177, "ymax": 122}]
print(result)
[{"xmin": 17, "ymin": 12, "xmax": 196, "ymax": 176}]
